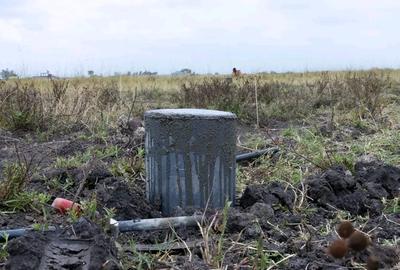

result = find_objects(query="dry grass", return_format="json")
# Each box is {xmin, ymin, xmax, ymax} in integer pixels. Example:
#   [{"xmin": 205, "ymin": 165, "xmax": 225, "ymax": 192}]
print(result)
[{"xmin": 1, "ymin": 69, "xmax": 398, "ymax": 133}]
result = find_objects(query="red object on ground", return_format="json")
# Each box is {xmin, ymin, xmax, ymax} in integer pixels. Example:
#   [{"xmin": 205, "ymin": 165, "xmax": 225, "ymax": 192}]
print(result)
[{"xmin": 51, "ymin": 198, "xmax": 81, "ymax": 215}]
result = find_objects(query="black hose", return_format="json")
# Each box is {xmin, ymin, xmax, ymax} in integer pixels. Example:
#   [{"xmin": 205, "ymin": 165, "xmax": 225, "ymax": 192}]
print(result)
[
  {"xmin": 0, "ymin": 226, "xmax": 56, "ymax": 241},
  {"xmin": 235, "ymin": 147, "xmax": 279, "ymax": 162}
]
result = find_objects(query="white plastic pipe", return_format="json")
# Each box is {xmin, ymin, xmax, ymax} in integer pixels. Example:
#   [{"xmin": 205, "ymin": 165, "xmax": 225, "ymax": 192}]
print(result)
[{"xmin": 111, "ymin": 215, "xmax": 202, "ymax": 233}]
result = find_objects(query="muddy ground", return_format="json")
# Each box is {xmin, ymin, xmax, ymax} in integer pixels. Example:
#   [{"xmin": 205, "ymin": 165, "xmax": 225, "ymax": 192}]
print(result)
[{"xmin": 0, "ymin": 122, "xmax": 399, "ymax": 269}]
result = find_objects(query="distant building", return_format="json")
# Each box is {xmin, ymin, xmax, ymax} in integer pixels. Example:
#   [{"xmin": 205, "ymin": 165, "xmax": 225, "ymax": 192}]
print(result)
[{"xmin": 32, "ymin": 70, "xmax": 58, "ymax": 79}]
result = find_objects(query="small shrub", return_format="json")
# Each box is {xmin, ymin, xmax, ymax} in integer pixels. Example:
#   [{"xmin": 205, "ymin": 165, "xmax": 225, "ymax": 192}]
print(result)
[
  {"xmin": 179, "ymin": 77, "xmax": 232, "ymax": 109},
  {"xmin": 0, "ymin": 162, "xmax": 31, "ymax": 202},
  {"xmin": 125, "ymin": 240, "xmax": 154, "ymax": 269},
  {"xmin": 177, "ymin": 76, "xmax": 318, "ymax": 123},
  {"xmin": 111, "ymin": 148, "xmax": 144, "ymax": 179},
  {"xmin": 178, "ymin": 77, "xmax": 275, "ymax": 122},
  {"xmin": 1, "ymin": 191, "xmax": 51, "ymax": 212},
  {"xmin": 95, "ymin": 80, "xmax": 120, "ymax": 110},
  {"xmin": 343, "ymin": 71, "xmax": 391, "ymax": 118},
  {"xmin": 0, "ymin": 80, "xmax": 45, "ymax": 130},
  {"xmin": 50, "ymin": 78, "xmax": 69, "ymax": 104}
]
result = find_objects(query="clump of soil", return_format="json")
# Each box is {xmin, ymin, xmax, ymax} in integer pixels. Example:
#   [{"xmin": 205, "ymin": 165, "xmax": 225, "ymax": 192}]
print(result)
[
  {"xmin": 240, "ymin": 181, "xmax": 295, "ymax": 209},
  {"xmin": 96, "ymin": 177, "xmax": 161, "ymax": 220},
  {"xmin": 5, "ymin": 218, "xmax": 120, "ymax": 270},
  {"xmin": 306, "ymin": 161, "xmax": 400, "ymax": 216},
  {"xmin": 227, "ymin": 164, "xmax": 400, "ymax": 269},
  {"xmin": 56, "ymin": 139, "xmax": 89, "ymax": 157}
]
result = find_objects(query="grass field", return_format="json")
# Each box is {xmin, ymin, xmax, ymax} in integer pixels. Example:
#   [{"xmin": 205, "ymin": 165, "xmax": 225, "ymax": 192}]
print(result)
[{"xmin": 1, "ymin": 69, "xmax": 400, "ymax": 269}]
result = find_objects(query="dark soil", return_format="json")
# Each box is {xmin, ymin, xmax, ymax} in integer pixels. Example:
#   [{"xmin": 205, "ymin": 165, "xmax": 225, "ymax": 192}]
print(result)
[
  {"xmin": 306, "ymin": 160, "xmax": 400, "ymax": 216},
  {"xmin": 228, "ymin": 160, "xmax": 400, "ymax": 269},
  {"xmin": 1, "ymin": 126, "xmax": 399, "ymax": 269},
  {"xmin": 96, "ymin": 177, "xmax": 161, "ymax": 220},
  {"xmin": 4, "ymin": 218, "xmax": 120, "ymax": 270},
  {"xmin": 114, "ymin": 162, "xmax": 399, "ymax": 269}
]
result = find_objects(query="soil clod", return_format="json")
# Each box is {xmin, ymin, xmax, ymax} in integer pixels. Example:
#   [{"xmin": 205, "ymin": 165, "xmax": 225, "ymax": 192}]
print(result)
[{"xmin": 5, "ymin": 218, "xmax": 120, "ymax": 270}]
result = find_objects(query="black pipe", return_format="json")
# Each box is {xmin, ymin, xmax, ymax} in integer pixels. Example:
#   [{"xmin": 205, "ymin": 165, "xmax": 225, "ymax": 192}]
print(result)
[
  {"xmin": 0, "ymin": 226, "xmax": 56, "ymax": 241},
  {"xmin": 235, "ymin": 147, "xmax": 279, "ymax": 162},
  {"xmin": 0, "ymin": 228, "xmax": 27, "ymax": 240}
]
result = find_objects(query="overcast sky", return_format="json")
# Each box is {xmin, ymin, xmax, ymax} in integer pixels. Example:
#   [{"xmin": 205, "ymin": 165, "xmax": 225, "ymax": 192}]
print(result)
[{"xmin": 0, "ymin": 0, "xmax": 399, "ymax": 76}]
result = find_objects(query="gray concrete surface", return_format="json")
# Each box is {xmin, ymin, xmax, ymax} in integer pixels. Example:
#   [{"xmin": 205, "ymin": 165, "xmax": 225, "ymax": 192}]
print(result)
[{"xmin": 145, "ymin": 108, "xmax": 237, "ymax": 215}]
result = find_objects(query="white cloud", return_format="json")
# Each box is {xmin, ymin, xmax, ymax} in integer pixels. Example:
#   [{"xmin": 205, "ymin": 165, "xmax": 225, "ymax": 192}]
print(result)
[
  {"xmin": 0, "ymin": 0, "xmax": 399, "ymax": 75},
  {"xmin": 0, "ymin": 18, "xmax": 24, "ymax": 43}
]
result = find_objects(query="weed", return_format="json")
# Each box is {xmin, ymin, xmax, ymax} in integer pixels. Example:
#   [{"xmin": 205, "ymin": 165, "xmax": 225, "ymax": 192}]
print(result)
[
  {"xmin": 95, "ymin": 79, "xmax": 120, "ymax": 110},
  {"xmin": 55, "ymin": 146, "xmax": 120, "ymax": 168},
  {"xmin": 0, "ymin": 160, "xmax": 32, "ymax": 202},
  {"xmin": 383, "ymin": 198, "xmax": 399, "ymax": 214},
  {"xmin": 215, "ymin": 201, "xmax": 231, "ymax": 267},
  {"xmin": 196, "ymin": 201, "xmax": 232, "ymax": 268},
  {"xmin": 0, "ymin": 233, "xmax": 9, "ymax": 263},
  {"xmin": 49, "ymin": 78, "xmax": 69, "ymax": 104},
  {"xmin": 248, "ymin": 239, "xmax": 291, "ymax": 270},
  {"xmin": 101, "ymin": 207, "xmax": 116, "ymax": 232},
  {"xmin": 80, "ymin": 195, "xmax": 98, "ymax": 220},
  {"xmin": 344, "ymin": 71, "xmax": 391, "ymax": 119},
  {"xmin": 46, "ymin": 177, "xmax": 74, "ymax": 192},
  {"xmin": 67, "ymin": 209, "xmax": 80, "ymax": 223},
  {"xmin": 254, "ymin": 238, "xmax": 272, "ymax": 269},
  {"xmin": 1, "ymin": 191, "xmax": 51, "ymax": 213},
  {"xmin": 111, "ymin": 154, "xmax": 145, "ymax": 180},
  {"xmin": 280, "ymin": 128, "xmax": 356, "ymax": 171},
  {"xmin": 0, "ymin": 80, "xmax": 45, "ymax": 130},
  {"xmin": 55, "ymin": 154, "xmax": 91, "ymax": 169},
  {"xmin": 32, "ymin": 222, "xmax": 50, "ymax": 231},
  {"xmin": 125, "ymin": 240, "xmax": 154, "ymax": 270}
]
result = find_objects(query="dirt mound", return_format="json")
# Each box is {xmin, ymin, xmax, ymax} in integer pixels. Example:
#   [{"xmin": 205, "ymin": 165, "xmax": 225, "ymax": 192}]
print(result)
[
  {"xmin": 232, "ymin": 167, "xmax": 400, "ymax": 269},
  {"xmin": 306, "ymin": 161, "xmax": 400, "ymax": 216},
  {"xmin": 36, "ymin": 159, "xmax": 113, "ymax": 190},
  {"xmin": 56, "ymin": 140, "xmax": 89, "ymax": 157},
  {"xmin": 240, "ymin": 181, "xmax": 295, "ymax": 209},
  {"xmin": 96, "ymin": 177, "xmax": 161, "ymax": 220},
  {"xmin": 5, "ymin": 218, "xmax": 120, "ymax": 270}
]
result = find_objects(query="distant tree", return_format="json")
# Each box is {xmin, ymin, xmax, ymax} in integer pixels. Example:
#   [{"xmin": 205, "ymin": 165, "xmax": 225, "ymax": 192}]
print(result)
[
  {"xmin": 172, "ymin": 68, "xmax": 194, "ymax": 76},
  {"xmin": 88, "ymin": 70, "xmax": 95, "ymax": 77},
  {"xmin": 141, "ymin": 70, "xmax": 157, "ymax": 76},
  {"xmin": 127, "ymin": 71, "xmax": 131, "ymax": 76},
  {"xmin": 1, "ymin": 69, "xmax": 17, "ymax": 80}
]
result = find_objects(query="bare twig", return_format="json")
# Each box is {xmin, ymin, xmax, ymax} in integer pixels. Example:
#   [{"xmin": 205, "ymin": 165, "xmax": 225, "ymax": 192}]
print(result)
[{"xmin": 266, "ymin": 254, "xmax": 296, "ymax": 270}]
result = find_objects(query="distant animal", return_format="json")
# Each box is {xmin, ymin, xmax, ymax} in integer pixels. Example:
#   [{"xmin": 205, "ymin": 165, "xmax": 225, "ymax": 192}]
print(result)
[{"xmin": 232, "ymin": 67, "xmax": 242, "ymax": 77}]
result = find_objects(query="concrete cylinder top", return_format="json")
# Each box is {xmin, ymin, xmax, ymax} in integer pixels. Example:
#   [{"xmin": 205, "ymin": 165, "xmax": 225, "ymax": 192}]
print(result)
[{"xmin": 144, "ymin": 108, "xmax": 237, "ymax": 215}]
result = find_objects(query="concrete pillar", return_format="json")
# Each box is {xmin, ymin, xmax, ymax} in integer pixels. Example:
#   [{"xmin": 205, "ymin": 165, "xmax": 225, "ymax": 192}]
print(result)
[{"xmin": 144, "ymin": 109, "xmax": 237, "ymax": 215}]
